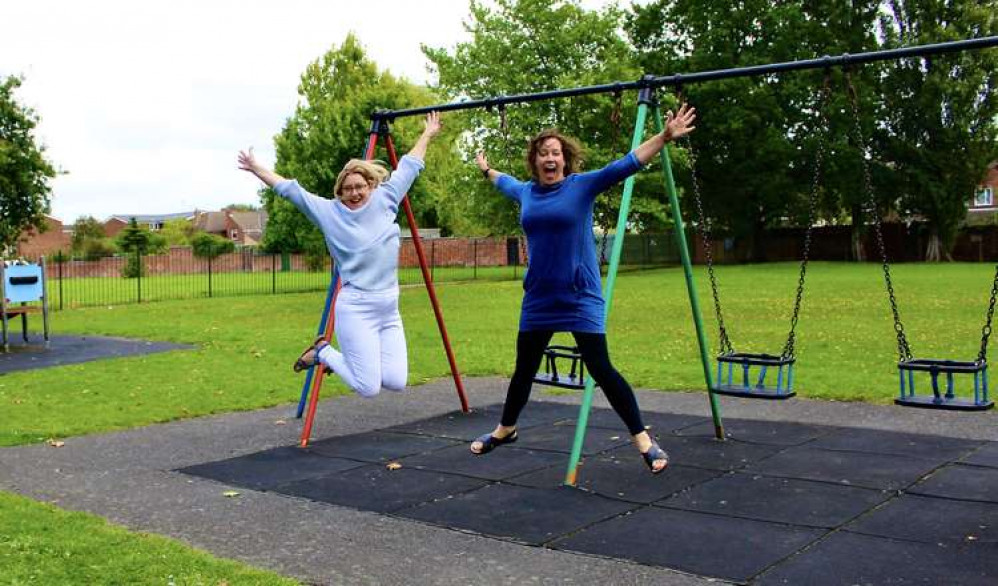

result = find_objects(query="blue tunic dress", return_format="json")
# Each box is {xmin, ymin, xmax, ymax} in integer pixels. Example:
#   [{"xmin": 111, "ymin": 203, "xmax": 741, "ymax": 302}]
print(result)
[{"xmin": 496, "ymin": 152, "xmax": 642, "ymax": 333}]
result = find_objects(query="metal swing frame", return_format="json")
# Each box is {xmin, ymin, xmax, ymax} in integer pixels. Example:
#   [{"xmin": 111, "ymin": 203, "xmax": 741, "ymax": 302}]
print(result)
[
  {"xmin": 847, "ymin": 71, "xmax": 995, "ymax": 412},
  {"xmin": 687, "ymin": 73, "xmax": 834, "ymax": 400}
]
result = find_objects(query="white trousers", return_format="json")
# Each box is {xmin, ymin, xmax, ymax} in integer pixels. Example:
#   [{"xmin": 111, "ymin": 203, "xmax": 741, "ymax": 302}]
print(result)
[{"xmin": 317, "ymin": 285, "xmax": 408, "ymax": 398}]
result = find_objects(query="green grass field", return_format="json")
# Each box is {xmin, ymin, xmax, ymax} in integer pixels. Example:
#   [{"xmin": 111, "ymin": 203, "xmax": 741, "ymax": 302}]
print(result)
[
  {"xmin": 7, "ymin": 261, "xmax": 998, "ymax": 448},
  {"xmin": 4, "ymin": 261, "xmax": 997, "ymax": 583}
]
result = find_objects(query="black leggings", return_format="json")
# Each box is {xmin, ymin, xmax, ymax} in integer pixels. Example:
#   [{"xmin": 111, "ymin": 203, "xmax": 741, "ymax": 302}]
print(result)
[{"xmin": 500, "ymin": 330, "xmax": 646, "ymax": 435}]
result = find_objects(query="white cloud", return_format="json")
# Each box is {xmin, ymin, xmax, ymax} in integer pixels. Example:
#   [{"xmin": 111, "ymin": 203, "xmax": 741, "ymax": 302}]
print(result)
[
  {"xmin": 2, "ymin": 0, "xmax": 627, "ymax": 223},
  {"xmin": 0, "ymin": 0, "xmax": 479, "ymax": 222}
]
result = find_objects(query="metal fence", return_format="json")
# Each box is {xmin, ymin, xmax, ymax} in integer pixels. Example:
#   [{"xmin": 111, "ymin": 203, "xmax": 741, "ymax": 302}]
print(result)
[{"xmin": 32, "ymin": 234, "xmax": 680, "ymax": 311}]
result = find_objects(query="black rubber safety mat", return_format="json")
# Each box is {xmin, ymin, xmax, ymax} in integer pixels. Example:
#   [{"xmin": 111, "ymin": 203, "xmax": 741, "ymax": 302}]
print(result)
[
  {"xmin": 642, "ymin": 433, "xmax": 785, "ymax": 471},
  {"xmin": 808, "ymin": 427, "xmax": 983, "ymax": 463},
  {"xmin": 846, "ymin": 493, "xmax": 998, "ymax": 544},
  {"xmin": 0, "ymin": 334, "xmax": 192, "ymax": 374},
  {"xmin": 909, "ymin": 464, "xmax": 998, "ymax": 503},
  {"xmin": 512, "ymin": 421, "xmax": 632, "ymax": 455},
  {"xmin": 745, "ymin": 445, "xmax": 941, "ymax": 490},
  {"xmin": 401, "ymin": 443, "xmax": 565, "ymax": 481},
  {"xmin": 507, "ymin": 458, "xmax": 723, "ymax": 504},
  {"xmin": 676, "ymin": 418, "xmax": 834, "ymax": 446},
  {"xmin": 398, "ymin": 483, "xmax": 637, "ymax": 545},
  {"xmin": 277, "ymin": 464, "xmax": 490, "ymax": 514},
  {"xmin": 755, "ymin": 531, "xmax": 995, "ymax": 586},
  {"xmin": 583, "ymin": 408, "xmax": 707, "ymax": 433},
  {"xmin": 178, "ymin": 402, "xmax": 998, "ymax": 583},
  {"xmin": 551, "ymin": 506, "xmax": 824, "ymax": 582},
  {"xmin": 307, "ymin": 431, "xmax": 461, "ymax": 463},
  {"xmin": 657, "ymin": 471, "xmax": 891, "ymax": 528},
  {"xmin": 177, "ymin": 446, "xmax": 366, "ymax": 490}
]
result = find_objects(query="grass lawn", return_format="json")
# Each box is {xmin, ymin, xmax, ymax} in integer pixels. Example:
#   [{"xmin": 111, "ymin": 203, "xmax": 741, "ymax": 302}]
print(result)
[
  {"xmin": 3, "ymin": 261, "xmax": 996, "ymax": 583},
  {"xmin": 5, "ymin": 261, "xmax": 997, "ymax": 448},
  {"xmin": 0, "ymin": 492, "xmax": 297, "ymax": 585}
]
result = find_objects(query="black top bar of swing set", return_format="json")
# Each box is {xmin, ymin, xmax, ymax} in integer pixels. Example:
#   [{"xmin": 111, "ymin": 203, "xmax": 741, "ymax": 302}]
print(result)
[{"xmin": 370, "ymin": 35, "xmax": 998, "ymax": 122}]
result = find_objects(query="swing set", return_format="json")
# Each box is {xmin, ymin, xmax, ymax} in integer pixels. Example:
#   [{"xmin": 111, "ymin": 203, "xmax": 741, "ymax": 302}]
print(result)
[{"xmin": 292, "ymin": 36, "xmax": 998, "ymax": 485}]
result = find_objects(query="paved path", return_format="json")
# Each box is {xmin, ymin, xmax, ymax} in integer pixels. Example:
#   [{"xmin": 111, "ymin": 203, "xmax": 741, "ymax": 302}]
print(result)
[{"xmin": 1, "ymin": 377, "xmax": 995, "ymax": 585}]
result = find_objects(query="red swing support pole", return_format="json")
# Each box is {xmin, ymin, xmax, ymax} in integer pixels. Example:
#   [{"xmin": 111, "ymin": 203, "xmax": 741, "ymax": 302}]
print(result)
[
  {"xmin": 381, "ymin": 124, "xmax": 469, "ymax": 413},
  {"xmin": 299, "ymin": 121, "xmax": 468, "ymax": 447}
]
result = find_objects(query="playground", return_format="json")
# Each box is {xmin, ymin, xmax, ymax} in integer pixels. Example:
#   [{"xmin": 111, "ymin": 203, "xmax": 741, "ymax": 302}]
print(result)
[{"xmin": 2, "ymin": 23, "xmax": 997, "ymax": 584}]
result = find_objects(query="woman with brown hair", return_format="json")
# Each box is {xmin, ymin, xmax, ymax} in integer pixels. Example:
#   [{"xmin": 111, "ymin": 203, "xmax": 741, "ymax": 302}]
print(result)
[{"xmin": 471, "ymin": 104, "xmax": 696, "ymax": 473}]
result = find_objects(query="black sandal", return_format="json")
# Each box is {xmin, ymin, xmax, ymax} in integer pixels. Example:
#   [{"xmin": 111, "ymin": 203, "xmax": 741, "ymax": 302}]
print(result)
[
  {"xmin": 293, "ymin": 336, "xmax": 330, "ymax": 373},
  {"xmin": 470, "ymin": 430, "xmax": 518, "ymax": 455},
  {"xmin": 641, "ymin": 441, "xmax": 669, "ymax": 474}
]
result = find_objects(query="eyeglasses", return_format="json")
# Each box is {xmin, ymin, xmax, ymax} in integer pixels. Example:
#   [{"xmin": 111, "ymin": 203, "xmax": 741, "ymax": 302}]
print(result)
[{"xmin": 341, "ymin": 184, "xmax": 369, "ymax": 195}]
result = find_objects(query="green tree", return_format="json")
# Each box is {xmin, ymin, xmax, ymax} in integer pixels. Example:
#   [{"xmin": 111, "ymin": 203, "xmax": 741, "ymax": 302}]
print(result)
[
  {"xmin": 70, "ymin": 215, "xmax": 111, "ymax": 259},
  {"xmin": 190, "ymin": 232, "xmax": 235, "ymax": 259},
  {"xmin": 423, "ymin": 0, "xmax": 650, "ymax": 235},
  {"xmin": 0, "ymin": 76, "xmax": 57, "ymax": 255},
  {"xmin": 159, "ymin": 218, "xmax": 193, "ymax": 246},
  {"xmin": 626, "ymin": 0, "xmax": 881, "ymax": 260},
  {"xmin": 875, "ymin": 1, "xmax": 998, "ymax": 261},
  {"xmin": 114, "ymin": 218, "xmax": 167, "ymax": 277},
  {"xmin": 262, "ymin": 34, "xmax": 451, "ymax": 252}
]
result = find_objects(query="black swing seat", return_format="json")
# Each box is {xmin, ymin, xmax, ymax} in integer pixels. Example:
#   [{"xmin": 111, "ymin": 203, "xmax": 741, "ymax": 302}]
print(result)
[
  {"xmin": 712, "ymin": 352, "xmax": 797, "ymax": 400},
  {"xmin": 533, "ymin": 345, "xmax": 596, "ymax": 390},
  {"xmin": 895, "ymin": 358, "xmax": 994, "ymax": 411}
]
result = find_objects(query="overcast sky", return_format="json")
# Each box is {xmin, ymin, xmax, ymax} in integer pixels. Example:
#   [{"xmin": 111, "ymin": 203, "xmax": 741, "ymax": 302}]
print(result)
[{"xmin": 1, "ymin": 0, "xmax": 625, "ymax": 224}]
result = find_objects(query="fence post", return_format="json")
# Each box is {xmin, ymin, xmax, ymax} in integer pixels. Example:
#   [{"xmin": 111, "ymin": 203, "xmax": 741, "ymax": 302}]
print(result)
[
  {"xmin": 272, "ymin": 253, "xmax": 277, "ymax": 294},
  {"xmin": 58, "ymin": 256, "xmax": 64, "ymax": 311},
  {"xmin": 473, "ymin": 239, "xmax": 478, "ymax": 280},
  {"xmin": 208, "ymin": 254, "xmax": 213, "ymax": 298},
  {"xmin": 136, "ymin": 250, "xmax": 142, "ymax": 304}
]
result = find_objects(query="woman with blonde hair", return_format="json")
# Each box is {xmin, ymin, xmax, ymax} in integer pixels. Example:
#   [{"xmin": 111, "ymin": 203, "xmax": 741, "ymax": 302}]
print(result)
[
  {"xmin": 238, "ymin": 112, "xmax": 442, "ymax": 397},
  {"xmin": 471, "ymin": 104, "xmax": 696, "ymax": 474}
]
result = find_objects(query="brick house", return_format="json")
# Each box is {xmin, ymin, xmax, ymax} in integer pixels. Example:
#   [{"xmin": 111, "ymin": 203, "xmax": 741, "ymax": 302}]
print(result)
[
  {"xmin": 968, "ymin": 161, "xmax": 998, "ymax": 216},
  {"xmin": 15, "ymin": 215, "xmax": 72, "ymax": 258},
  {"xmin": 193, "ymin": 209, "xmax": 268, "ymax": 246},
  {"xmin": 103, "ymin": 212, "xmax": 197, "ymax": 238}
]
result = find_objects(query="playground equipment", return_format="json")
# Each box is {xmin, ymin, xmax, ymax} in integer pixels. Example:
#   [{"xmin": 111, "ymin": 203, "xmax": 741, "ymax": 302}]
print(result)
[
  {"xmin": 846, "ymin": 71, "xmax": 995, "ymax": 411},
  {"xmin": 687, "ymin": 73, "xmax": 833, "ymax": 400},
  {"xmin": 295, "ymin": 122, "xmax": 470, "ymax": 448},
  {"xmin": 345, "ymin": 35, "xmax": 998, "ymax": 485},
  {"xmin": 1, "ymin": 258, "xmax": 50, "ymax": 351}
]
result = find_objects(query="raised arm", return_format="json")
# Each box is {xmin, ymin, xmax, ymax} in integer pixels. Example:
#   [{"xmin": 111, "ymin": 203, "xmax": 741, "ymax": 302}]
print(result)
[
  {"xmin": 406, "ymin": 111, "xmax": 443, "ymax": 161},
  {"xmin": 238, "ymin": 148, "xmax": 286, "ymax": 188},
  {"xmin": 632, "ymin": 103, "xmax": 697, "ymax": 165},
  {"xmin": 475, "ymin": 152, "xmax": 500, "ymax": 183}
]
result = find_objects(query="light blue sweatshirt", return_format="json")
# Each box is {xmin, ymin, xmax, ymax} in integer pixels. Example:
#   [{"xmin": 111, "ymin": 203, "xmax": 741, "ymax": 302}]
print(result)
[{"xmin": 273, "ymin": 155, "xmax": 425, "ymax": 291}]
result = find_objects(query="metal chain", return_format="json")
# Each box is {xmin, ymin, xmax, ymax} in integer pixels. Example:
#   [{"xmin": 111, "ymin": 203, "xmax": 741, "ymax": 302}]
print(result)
[
  {"xmin": 845, "ymin": 71, "xmax": 912, "ymax": 362},
  {"xmin": 679, "ymin": 87, "xmax": 734, "ymax": 355},
  {"xmin": 978, "ymin": 263, "xmax": 998, "ymax": 363},
  {"xmin": 781, "ymin": 71, "xmax": 832, "ymax": 360}
]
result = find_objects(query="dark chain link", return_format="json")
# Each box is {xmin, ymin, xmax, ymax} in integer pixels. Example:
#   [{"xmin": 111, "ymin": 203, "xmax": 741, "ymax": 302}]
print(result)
[
  {"xmin": 845, "ymin": 71, "xmax": 912, "ymax": 362},
  {"xmin": 781, "ymin": 71, "xmax": 832, "ymax": 360},
  {"xmin": 978, "ymin": 263, "xmax": 998, "ymax": 363},
  {"xmin": 682, "ymin": 115, "xmax": 734, "ymax": 355}
]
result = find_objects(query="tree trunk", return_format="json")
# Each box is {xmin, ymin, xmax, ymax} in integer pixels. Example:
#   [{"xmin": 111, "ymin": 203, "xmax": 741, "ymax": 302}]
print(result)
[
  {"xmin": 925, "ymin": 232, "xmax": 941, "ymax": 262},
  {"xmin": 850, "ymin": 203, "xmax": 866, "ymax": 261}
]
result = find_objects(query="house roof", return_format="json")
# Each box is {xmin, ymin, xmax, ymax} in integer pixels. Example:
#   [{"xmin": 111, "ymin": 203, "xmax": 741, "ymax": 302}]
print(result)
[
  {"xmin": 108, "ymin": 212, "xmax": 196, "ymax": 223},
  {"xmin": 194, "ymin": 211, "xmax": 228, "ymax": 233},
  {"xmin": 228, "ymin": 211, "xmax": 267, "ymax": 232}
]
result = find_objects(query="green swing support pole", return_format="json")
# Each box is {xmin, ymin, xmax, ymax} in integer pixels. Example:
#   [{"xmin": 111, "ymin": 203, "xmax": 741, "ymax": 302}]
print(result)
[
  {"xmin": 652, "ymin": 98, "xmax": 724, "ymax": 440},
  {"xmin": 564, "ymin": 92, "xmax": 652, "ymax": 486}
]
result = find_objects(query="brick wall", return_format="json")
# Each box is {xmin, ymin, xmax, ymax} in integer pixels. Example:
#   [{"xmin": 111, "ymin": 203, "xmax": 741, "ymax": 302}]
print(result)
[{"xmin": 16, "ymin": 217, "xmax": 71, "ymax": 258}]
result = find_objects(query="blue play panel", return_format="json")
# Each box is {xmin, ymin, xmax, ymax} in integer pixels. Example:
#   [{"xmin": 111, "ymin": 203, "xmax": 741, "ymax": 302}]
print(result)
[{"xmin": 179, "ymin": 401, "xmax": 998, "ymax": 584}]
